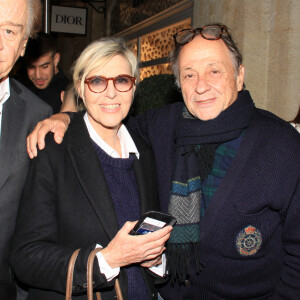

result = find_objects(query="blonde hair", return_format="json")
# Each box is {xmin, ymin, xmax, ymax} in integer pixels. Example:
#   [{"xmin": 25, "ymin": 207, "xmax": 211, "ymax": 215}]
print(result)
[{"xmin": 72, "ymin": 37, "xmax": 138, "ymax": 100}]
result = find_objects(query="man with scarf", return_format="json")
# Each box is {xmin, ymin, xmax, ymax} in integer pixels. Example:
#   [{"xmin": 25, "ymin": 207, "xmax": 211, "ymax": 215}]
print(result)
[{"xmin": 26, "ymin": 23, "xmax": 300, "ymax": 299}]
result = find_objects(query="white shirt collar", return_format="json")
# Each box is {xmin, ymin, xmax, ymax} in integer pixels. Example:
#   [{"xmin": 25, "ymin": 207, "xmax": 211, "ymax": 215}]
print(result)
[
  {"xmin": 83, "ymin": 112, "xmax": 139, "ymax": 159},
  {"xmin": 0, "ymin": 77, "xmax": 10, "ymax": 141},
  {"xmin": 0, "ymin": 77, "xmax": 10, "ymax": 105}
]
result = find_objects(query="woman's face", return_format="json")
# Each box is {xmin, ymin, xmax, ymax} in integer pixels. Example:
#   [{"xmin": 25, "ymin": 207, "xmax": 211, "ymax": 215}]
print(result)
[{"xmin": 80, "ymin": 55, "xmax": 135, "ymax": 136}]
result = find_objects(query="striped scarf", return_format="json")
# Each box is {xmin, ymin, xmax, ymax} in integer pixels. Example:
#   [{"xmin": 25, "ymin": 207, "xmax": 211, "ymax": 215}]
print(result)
[{"xmin": 167, "ymin": 92, "xmax": 255, "ymax": 283}]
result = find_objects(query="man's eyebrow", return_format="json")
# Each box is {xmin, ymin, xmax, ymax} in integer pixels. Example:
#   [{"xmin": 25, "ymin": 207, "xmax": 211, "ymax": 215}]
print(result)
[
  {"xmin": 0, "ymin": 21, "xmax": 23, "ymax": 29},
  {"xmin": 40, "ymin": 62, "xmax": 50, "ymax": 67},
  {"xmin": 28, "ymin": 62, "xmax": 50, "ymax": 68}
]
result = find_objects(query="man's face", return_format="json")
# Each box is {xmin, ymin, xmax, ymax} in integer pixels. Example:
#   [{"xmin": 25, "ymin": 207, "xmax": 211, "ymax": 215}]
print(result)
[
  {"xmin": 0, "ymin": 0, "xmax": 29, "ymax": 80},
  {"xmin": 178, "ymin": 35, "xmax": 244, "ymax": 121},
  {"xmin": 26, "ymin": 52, "xmax": 60, "ymax": 90}
]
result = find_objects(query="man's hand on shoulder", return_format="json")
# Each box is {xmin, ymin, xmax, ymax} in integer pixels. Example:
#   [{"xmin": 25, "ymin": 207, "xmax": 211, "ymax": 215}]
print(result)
[{"xmin": 27, "ymin": 113, "xmax": 71, "ymax": 159}]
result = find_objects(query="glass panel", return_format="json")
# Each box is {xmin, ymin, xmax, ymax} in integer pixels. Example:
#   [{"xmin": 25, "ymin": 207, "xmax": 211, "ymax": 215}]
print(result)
[
  {"xmin": 139, "ymin": 63, "xmax": 172, "ymax": 81},
  {"xmin": 140, "ymin": 18, "xmax": 191, "ymax": 62},
  {"xmin": 126, "ymin": 19, "xmax": 191, "ymax": 81},
  {"xmin": 127, "ymin": 38, "xmax": 138, "ymax": 57}
]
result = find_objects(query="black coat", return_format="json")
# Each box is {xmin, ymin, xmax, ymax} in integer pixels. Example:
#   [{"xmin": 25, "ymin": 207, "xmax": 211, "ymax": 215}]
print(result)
[{"xmin": 10, "ymin": 113, "xmax": 160, "ymax": 300}]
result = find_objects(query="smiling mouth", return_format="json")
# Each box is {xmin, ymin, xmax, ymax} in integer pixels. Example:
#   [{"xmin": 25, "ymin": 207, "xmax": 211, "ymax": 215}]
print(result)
[
  {"xmin": 196, "ymin": 98, "xmax": 214, "ymax": 104},
  {"xmin": 99, "ymin": 104, "xmax": 120, "ymax": 109},
  {"xmin": 34, "ymin": 80, "xmax": 46, "ymax": 85}
]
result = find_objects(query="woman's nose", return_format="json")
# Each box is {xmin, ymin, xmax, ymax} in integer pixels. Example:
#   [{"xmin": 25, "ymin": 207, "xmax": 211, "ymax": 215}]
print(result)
[{"xmin": 105, "ymin": 80, "xmax": 117, "ymax": 98}]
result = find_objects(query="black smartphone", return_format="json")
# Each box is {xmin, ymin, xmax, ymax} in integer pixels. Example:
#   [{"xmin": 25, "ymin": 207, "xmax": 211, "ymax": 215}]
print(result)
[{"xmin": 130, "ymin": 211, "xmax": 177, "ymax": 235}]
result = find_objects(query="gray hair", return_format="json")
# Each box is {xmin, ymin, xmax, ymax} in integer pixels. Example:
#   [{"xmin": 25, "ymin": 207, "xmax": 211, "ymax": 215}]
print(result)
[
  {"xmin": 27, "ymin": 0, "xmax": 42, "ymax": 38},
  {"xmin": 170, "ymin": 23, "xmax": 243, "ymax": 87},
  {"xmin": 72, "ymin": 37, "xmax": 138, "ymax": 100}
]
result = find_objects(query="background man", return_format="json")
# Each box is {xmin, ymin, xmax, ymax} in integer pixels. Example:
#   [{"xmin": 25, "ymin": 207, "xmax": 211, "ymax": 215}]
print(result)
[
  {"xmin": 0, "ymin": 0, "xmax": 52, "ymax": 298},
  {"xmin": 26, "ymin": 24, "xmax": 300, "ymax": 299},
  {"xmin": 23, "ymin": 32, "xmax": 69, "ymax": 113}
]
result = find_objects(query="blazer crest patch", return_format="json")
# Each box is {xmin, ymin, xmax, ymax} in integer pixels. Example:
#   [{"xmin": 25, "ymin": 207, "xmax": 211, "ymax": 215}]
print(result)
[{"xmin": 236, "ymin": 225, "xmax": 262, "ymax": 256}]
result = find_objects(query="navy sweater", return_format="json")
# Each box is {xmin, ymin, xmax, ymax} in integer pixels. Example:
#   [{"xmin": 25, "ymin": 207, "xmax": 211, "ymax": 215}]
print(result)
[{"xmin": 92, "ymin": 142, "xmax": 148, "ymax": 300}]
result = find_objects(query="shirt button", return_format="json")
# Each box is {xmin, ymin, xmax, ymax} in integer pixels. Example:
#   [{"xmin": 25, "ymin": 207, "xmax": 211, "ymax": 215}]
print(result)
[{"xmin": 184, "ymin": 279, "xmax": 191, "ymax": 286}]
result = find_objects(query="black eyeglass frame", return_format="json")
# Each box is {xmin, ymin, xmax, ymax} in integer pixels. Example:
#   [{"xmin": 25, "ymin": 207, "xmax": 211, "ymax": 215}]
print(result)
[
  {"xmin": 84, "ymin": 74, "xmax": 136, "ymax": 93},
  {"xmin": 173, "ymin": 24, "xmax": 229, "ymax": 46}
]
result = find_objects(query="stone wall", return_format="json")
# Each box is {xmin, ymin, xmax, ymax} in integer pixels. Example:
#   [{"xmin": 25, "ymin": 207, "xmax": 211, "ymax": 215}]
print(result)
[{"xmin": 194, "ymin": 0, "xmax": 300, "ymax": 121}]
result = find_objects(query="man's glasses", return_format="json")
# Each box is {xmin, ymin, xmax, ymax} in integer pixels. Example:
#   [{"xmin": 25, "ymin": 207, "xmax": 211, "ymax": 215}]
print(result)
[
  {"xmin": 173, "ymin": 24, "xmax": 228, "ymax": 46},
  {"xmin": 84, "ymin": 74, "xmax": 136, "ymax": 93}
]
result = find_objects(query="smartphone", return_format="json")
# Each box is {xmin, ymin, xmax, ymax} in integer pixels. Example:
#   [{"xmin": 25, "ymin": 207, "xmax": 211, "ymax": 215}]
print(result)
[{"xmin": 130, "ymin": 211, "xmax": 177, "ymax": 235}]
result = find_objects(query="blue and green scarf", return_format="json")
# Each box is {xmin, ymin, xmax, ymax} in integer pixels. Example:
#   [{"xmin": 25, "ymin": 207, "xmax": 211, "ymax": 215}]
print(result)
[{"xmin": 167, "ymin": 92, "xmax": 255, "ymax": 283}]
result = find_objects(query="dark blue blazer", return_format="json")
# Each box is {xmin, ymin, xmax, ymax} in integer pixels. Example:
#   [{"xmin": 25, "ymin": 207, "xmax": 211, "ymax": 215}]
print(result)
[
  {"xmin": 127, "ymin": 93, "xmax": 300, "ymax": 300},
  {"xmin": 0, "ymin": 79, "xmax": 51, "ymax": 299}
]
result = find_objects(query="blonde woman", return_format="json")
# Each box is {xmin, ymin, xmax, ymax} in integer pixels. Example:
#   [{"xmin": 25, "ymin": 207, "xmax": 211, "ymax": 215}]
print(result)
[{"xmin": 10, "ymin": 38, "xmax": 171, "ymax": 300}]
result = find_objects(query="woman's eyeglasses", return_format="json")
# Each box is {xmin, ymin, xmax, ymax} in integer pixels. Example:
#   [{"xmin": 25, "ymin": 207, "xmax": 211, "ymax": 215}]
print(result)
[
  {"xmin": 173, "ymin": 24, "xmax": 228, "ymax": 46},
  {"xmin": 84, "ymin": 74, "xmax": 136, "ymax": 93}
]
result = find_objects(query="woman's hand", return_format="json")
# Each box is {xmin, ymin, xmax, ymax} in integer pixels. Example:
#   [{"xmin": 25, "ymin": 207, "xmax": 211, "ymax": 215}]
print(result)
[
  {"xmin": 27, "ymin": 113, "xmax": 71, "ymax": 158},
  {"xmin": 101, "ymin": 221, "xmax": 172, "ymax": 269}
]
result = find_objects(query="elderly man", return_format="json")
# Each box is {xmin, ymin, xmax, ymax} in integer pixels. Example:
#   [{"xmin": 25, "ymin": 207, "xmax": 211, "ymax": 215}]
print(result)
[
  {"xmin": 0, "ymin": 0, "xmax": 52, "ymax": 298},
  {"xmin": 26, "ymin": 24, "xmax": 300, "ymax": 299}
]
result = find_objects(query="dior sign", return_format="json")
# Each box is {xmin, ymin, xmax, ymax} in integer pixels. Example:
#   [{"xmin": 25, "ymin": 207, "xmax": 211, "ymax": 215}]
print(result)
[{"xmin": 51, "ymin": 6, "xmax": 87, "ymax": 35}]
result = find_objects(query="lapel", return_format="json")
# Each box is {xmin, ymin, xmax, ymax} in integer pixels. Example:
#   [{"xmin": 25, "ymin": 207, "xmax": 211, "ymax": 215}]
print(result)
[
  {"xmin": 0, "ymin": 81, "xmax": 26, "ymax": 189},
  {"xmin": 132, "ymin": 135, "xmax": 156, "ymax": 214},
  {"xmin": 66, "ymin": 115, "xmax": 120, "ymax": 240}
]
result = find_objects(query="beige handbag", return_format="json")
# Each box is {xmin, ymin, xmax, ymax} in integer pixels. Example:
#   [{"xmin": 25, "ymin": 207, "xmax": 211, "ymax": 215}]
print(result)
[{"xmin": 65, "ymin": 248, "xmax": 123, "ymax": 300}]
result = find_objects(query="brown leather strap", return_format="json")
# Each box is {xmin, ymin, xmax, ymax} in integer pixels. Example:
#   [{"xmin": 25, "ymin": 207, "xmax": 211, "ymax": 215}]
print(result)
[
  {"xmin": 96, "ymin": 291, "xmax": 102, "ymax": 300},
  {"xmin": 87, "ymin": 248, "xmax": 123, "ymax": 300},
  {"xmin": 65, "ymin": 249, "xmax": 81, "ymax": 300},
  {"xmin": 114, "ymin": 278, "xmax": 123, "ymax": 300}
]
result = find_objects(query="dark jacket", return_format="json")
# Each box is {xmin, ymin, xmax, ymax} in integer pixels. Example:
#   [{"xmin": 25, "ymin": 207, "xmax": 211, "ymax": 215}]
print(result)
[
  {"xmin": 127, "ymin": 90, "xmax": 300, "ymax": 300},
  {"xmin": 0, "ymin": 78, "xmax": 51, "ymax": 299},
  {"xmin": 10, "ymin": 113, "xmax": 160, "ymax": 300}
]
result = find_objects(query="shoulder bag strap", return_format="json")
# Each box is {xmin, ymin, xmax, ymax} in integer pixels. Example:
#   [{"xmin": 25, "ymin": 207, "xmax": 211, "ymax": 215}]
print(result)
[
  {"xmin": 87, "ymin": 248, "xmax": 123, "ymax": 300},
  {"xmin": 65, "ymin": 249, "xmax": 81, "ymax": 300}
]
